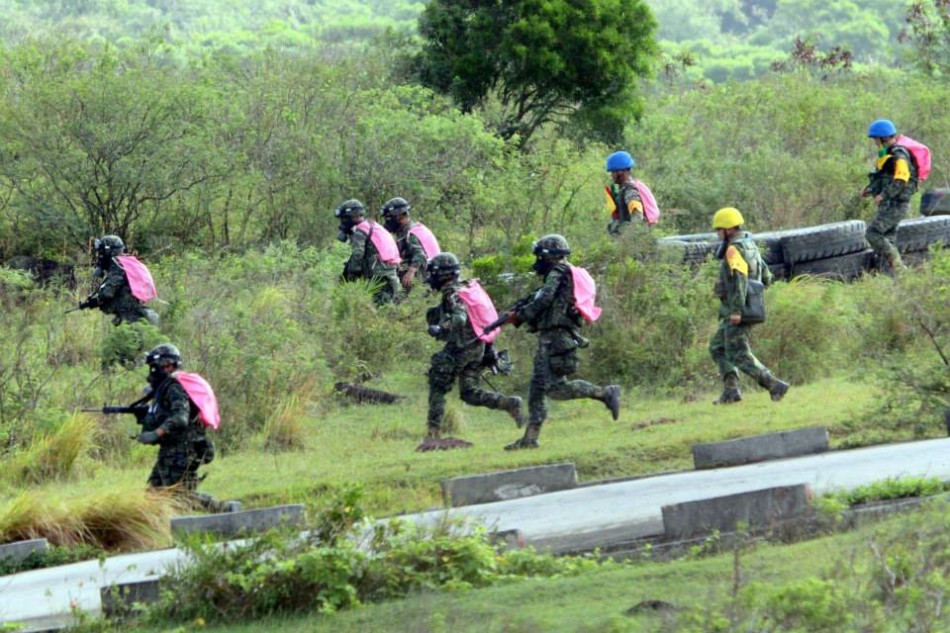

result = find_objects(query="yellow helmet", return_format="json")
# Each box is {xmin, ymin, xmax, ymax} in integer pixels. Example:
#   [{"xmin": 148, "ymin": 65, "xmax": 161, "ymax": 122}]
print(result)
[{"xmin": 712, "ymin": 207, "xmax": 744, "ymax": 230}]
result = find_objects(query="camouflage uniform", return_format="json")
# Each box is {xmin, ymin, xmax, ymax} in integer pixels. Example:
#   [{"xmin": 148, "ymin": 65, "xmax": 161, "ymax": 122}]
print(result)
[
  {"xmin": 344, "ymin": 227, "xmax": 402, "ymax": 305},
  {"xmin": 142, "ymin": 377, "xmax": 224, "ymax": 512},
  {"xmin": 393, "ymin": 221, "xmax": 430, "ymax": 280},
  {"xmin": 606, "ymin": 178, "xmax": 644, "ymax": 236},
  {"xmin": 426, "ymin": 280, "xmax": 522, "ymax": 433},
  {"xmin": 709, "ymin": 234, "xmax": 785, "ymax": 400},
  {"xmin": 864, "ymin": 145, "xmax": 917, "ymax": 271},
  {"xmin": 513, "ymin": 262, "xmax": 614, "ymax": 442},
  {"xmin": 96, "ymin": 259, "xmax": 159, "ymax": 326}
]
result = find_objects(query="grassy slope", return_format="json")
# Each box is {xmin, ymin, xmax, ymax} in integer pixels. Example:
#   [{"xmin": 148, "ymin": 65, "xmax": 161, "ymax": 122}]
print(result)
[
  {"xmin": 1, "ymin": 376, "xmax": 883, "ymax": 528},
  {"xmin": 135, "ymin": 512, "xmax": 906, "ymax": 633}
]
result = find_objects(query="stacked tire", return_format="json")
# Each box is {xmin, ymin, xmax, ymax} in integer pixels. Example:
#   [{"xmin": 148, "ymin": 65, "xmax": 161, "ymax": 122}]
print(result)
[{"xmin": 660, "ymin": 216, "xmax": 950, "ymax": 281}]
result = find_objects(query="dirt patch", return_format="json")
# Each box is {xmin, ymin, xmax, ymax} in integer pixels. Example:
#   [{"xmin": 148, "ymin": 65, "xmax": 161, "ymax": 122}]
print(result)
[{"xmin": 632, "ymin": 417, "xmax": 679, "ymax": 431}]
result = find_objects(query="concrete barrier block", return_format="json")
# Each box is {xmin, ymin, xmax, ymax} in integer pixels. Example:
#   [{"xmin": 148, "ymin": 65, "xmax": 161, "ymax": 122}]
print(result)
[
  {"xmin": 0, "ymin": 538, "xmax": 48, "ymax": 564},
  {"xmin": 441, "ymin": 463, "xmax": 577, "ymax": 507},
  {"xmin": 662, "ymin": 484, "xmax": 812, "ymax": 541},
  {"xmin": 171, "ymin": 504, "xmax": 305, "ymax": 537},
  {"xmin": 100, "ymin": 578, "xmax": 162, "ymax": 618},
  {"xmin": 692, "ymin": 426, "xmax": 829, "ymax": 469}
]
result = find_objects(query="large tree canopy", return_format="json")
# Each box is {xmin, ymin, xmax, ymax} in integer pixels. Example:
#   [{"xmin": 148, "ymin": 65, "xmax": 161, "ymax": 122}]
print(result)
[{"xmin": 415, "ymin": 0, "xmax": 658, "ymax": 147}]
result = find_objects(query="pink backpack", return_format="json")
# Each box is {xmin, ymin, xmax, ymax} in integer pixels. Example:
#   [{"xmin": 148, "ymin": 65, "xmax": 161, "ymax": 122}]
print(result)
[
  {"xmin": 408, "ymin": 223, "xmax": 441, "ymax": 260},
  {"xmin": 633, "ymin": 180, "xmax": 660, "ymax": 226},
  {"xmin": 355, "ymin": 221, "xmax": 402, "ymax": 265},
  {"xmin": 568, "ymin": 265, "xmax": 601, "ymax": 323},
  {"xmin": 114, "ymin": 255, "xmax": 157, "ymax": 302},
  {"xmin": 456, "ymin": 279, "xmax": 500, "ymax": 344},
  {"xmin": 172, "ymin": 371, "xmax": 220, "ymax": 430},
  {"xmin": 897, "ymin": 135, "xmax": 931, "ymax": 181}
]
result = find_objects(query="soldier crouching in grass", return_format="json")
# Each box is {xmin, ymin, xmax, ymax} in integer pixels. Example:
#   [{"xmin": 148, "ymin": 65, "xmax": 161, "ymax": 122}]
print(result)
[{"xmin": 416, "ymin": 252, "xmax": 525, "ymax": 452}]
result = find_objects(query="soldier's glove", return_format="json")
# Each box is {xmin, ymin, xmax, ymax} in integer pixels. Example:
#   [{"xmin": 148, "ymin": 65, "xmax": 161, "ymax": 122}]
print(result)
[
  {"xmin": 506, "ymin": 311, "xmax": 523, "ymax": 327},
  {"xmin": 137, "ymin": 430, "xmax": 160, "ymax": 445},
  {"xmin": 427, "ymin": 325, "xmax": 442, "ymax": 338},
  {"xmin": 79, "ymin": 296, "xmax": 99, "ymax": 310}
]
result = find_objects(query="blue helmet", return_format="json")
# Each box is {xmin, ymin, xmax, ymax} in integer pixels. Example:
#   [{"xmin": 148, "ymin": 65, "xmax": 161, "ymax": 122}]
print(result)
[
  {"xmin": 867, "ymin": 119, "xmax": 897, "ymax": 138},
  {"xmin": 605, "ymin": 150, "xmax": 635, "ymax": 172}
]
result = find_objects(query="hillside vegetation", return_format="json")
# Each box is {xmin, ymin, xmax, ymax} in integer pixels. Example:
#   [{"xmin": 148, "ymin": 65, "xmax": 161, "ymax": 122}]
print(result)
[{"xmin": 1, "ymin": 1, "xmax": 949, "ymax": 630}]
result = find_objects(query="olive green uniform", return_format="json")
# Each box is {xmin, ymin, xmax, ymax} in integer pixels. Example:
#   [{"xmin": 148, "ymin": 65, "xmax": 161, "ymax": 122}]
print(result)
[
  {"xmin": 606, "ymin": 179, "xmax": 644, "ymax": 236},
  {"xmin": 864, "ymin": 145, "xmax": 917, "ymax": 271},
  {"xmin": 426, "ymin": 280, "xmax": 519, "ymax": 432},
  {"xmin": 344, "ymin": 227, "xmax": 401, "ymax": 305},
  {"xmin": 709, "ymin": 234, "xmax": 782, "ymax": 392},
  {"xmin": 96, "ymin": 260, "xmax": 159, "ymax": 326},
  {"xmin": 143, "ymin": 377, "xmax": 223, "ymax": 512},
  {"xmin": 515, "ymin": 263, "xmax": 609, "ymax": 429}
]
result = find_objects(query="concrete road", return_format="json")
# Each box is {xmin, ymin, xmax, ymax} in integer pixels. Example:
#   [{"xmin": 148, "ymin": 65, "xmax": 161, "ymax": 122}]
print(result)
[{"xmin": 4, "ymin": 437, "xmax": 950, "ymax": 630}]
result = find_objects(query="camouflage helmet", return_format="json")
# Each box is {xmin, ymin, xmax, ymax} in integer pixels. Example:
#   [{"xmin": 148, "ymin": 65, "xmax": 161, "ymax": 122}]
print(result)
[
  {"xmin": 334, "ymin": 199, "xmax": 366, "ymax": 219},
  {"xmin": 381, "ymin": 197, "xmax": 411, "ymax": 217},
  {"xmin": 95, "ymin": 235, "xmax": 125, "ymax": 256},
  {"xmin": 533, "ymin": 234, "xmax": 571, "ymax": 259},
  {"xmin": 426, "ymin": 252, "xmax": 461, "ymax": 279},
  {"xmin": 145, "ymin": 343, "xmax": 183, "ymax": 369}
]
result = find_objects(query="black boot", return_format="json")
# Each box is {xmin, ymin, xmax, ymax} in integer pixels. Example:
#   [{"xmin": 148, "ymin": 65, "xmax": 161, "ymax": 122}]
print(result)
[
  {"xmin": 602, "ymin": 385, "xmax": 621, "ymax": 421},
  {"xmin": 505, "ymin": 396, "xmax": 526, "ymax": 428},
  {"xmin": 505, "ymin": 425, "xmax": 540, "ymax": 451},
  {"xmin": 713, "ymin": 388, "xmax": 742, "ymax": 405}
]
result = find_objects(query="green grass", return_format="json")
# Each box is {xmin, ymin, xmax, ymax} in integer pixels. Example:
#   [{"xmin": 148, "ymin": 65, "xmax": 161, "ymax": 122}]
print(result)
[
  {"xmin": 0, "ymin": 375, "xmax": 898, "ymax": 551},
  {"xmin": 121, "ymin": 500, "xmax": 950, "ymax": 633}
]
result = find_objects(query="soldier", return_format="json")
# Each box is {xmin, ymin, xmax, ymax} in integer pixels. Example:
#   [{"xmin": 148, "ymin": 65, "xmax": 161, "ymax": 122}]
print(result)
[
  {"xmin": 418, "ymin": 252, "xmax": 524, "ymax": 451},
  {"xmin": 137, "ymin": 343, "xmax": 239, "ymax": 513},
  {"xmin": 709, "ymin": 207, "xmax": 789, "ymax": 405},
  {"xmin": 492, "ymin": 234, "xmax": 621, "ymax": 450},
  {"xmin": 381, "ymin": 197, "xmax": 441, "ymax": 291},
  {"xmin": 861, "ymin": 119, "xmax": 918, "ymax": 274},
  {"xmin": 335, "ymin": 199, "xmax": 402, "ymax": 305},
  {"xmin": 78, "ymin": 235, "xmax": 159, "ymax": 326},
  {"xmin": 604, "ymin": 150, "xmax": 645, "ymax": 236}
]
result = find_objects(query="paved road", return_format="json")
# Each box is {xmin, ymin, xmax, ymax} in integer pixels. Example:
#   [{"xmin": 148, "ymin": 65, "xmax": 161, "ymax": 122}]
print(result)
[{"xmin": 4, "ymin": 437, "xmax": 950, "ymax": 630}]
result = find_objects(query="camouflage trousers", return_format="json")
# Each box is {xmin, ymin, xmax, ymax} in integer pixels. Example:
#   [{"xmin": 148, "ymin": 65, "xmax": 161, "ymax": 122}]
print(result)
[
  {"xmin": 147, "ymin": 444, "xmax": 226, "ymax": 513},
  {"xmin": 708, "ymin": 320, "xmax": 776, "ymax": 388},
  {"xmin": 427, "ymin": 342, "xmax": 511, "ymax": 430},
  {"xmin": 529, "ymin": 328, "xmax": 605, "ymax": 428},
  {"xmin": 371, "ymin": 266, "xmax": 403, "ymax": 306},
  {"xmin": 866, "ymin": 199, "xmax": 910, "ymax": 271}
]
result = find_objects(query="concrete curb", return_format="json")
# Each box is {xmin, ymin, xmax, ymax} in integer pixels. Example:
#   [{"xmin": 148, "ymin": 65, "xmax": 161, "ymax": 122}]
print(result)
[
  {"xmin": 691, "ymin": 426, "xmax": 829, "ymax": 469},
  {"xmin": 0, "ymin": 538, "xmax": 48, "ymax": 564},
  {"xmin": 661, "ymin": 484, "xmax": 813, "ymax": 540},
  {"xmin": 171, "ymin": 504, "xmax": 305, "ymax": 537},
  {"xmin": 100, "ymin": 578, "xmax": 162, "ymax": 618},
  {"xmin": 441, "ymin": 463, "xmax": 577, "ymax": 507}
]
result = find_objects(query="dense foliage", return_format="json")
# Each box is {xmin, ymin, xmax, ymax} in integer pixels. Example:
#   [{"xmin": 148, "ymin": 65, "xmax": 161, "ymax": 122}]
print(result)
[{"xmin": 414, "ymin": 0, "xmax": 658, "ymax": 146}]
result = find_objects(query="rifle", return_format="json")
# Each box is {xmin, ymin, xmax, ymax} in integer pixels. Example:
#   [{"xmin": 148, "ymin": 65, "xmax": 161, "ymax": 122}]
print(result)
[
  {"xmin": 65, "ymin": 296, "xmax": 99, "ymax": 315},
  {"xmin": 482, "ymin": 296, "xmax": 531, "ymax": 335},
  {"xmin": 82, "ymin": 394, "xmax": 151, "ymax": 426}
]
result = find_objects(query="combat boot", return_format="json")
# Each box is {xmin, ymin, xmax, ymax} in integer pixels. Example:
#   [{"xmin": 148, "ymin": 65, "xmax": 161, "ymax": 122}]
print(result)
[
  {"xmin": 504, "ymin": 424, "xmax": 540, "ymax": 451},
  {"xmin": 769, "ymin": 380, "xmax": 790, "ymax": 402},
  {"xmin": 713, "ymin": 388, "xmax": 742, "ymax": 405},
  {"xmin": 602, "ymin": 385, "xmax": 621, "ymax": 421},
  {"xmin": 505, "ymin": 396, "xmax": 526, "ymax": 428}
]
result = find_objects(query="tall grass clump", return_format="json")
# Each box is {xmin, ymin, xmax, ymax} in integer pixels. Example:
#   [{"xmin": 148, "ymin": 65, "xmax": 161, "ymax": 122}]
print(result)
[
  {"xmin": 0, "ymin": 486, "xmax": 176, "ymax": 550},
  {"xmin": 8, "ymin": 414, "xmax": 96, "ymax": 485}
]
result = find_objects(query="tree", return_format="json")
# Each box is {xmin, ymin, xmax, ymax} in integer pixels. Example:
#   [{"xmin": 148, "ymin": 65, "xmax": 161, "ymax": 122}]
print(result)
[
  {"xmin": 904, "ymin": 0, "xmax": 950, "ymax": 76},
  {"xmin": 414, "ymin": 0, "xmax": 659, "ymax": 147}
]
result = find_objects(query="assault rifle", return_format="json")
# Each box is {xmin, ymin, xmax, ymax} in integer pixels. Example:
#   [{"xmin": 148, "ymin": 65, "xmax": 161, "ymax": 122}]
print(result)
[
  {"xmin": 65, "ymin": 295, "xmax": 100, "ymax": 314},
  {"xmin": 82, "ymin": 394, "xmax": 151, "ymax": 426},
  {"xmin": 482, "ymin": 296, "xmax": 532, "ymax": 335}
]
